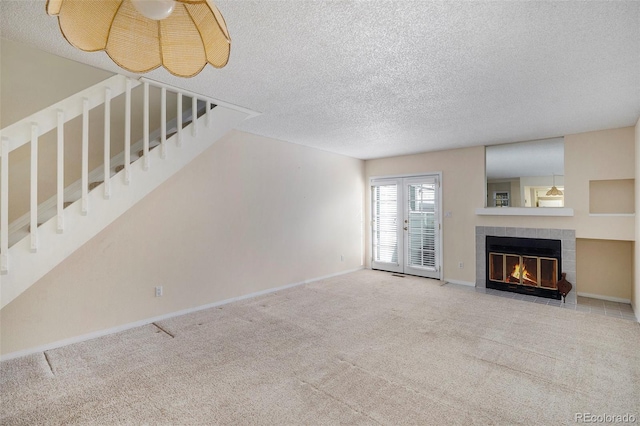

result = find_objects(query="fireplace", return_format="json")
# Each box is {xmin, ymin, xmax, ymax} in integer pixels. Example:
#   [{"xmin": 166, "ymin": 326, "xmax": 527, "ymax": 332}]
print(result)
[{"xmin": 486, "ymin": 236, "xmax": 561, "ymax": 300}]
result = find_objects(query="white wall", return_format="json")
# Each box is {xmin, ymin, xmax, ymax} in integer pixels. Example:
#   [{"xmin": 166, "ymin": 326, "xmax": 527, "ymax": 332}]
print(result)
[{"xmin": 0, "ymin": 130, "xmax": 365, "ymax": 355}]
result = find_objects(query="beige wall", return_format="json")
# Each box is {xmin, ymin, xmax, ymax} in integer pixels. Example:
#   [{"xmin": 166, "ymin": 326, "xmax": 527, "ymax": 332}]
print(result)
[
  {"xmin": 477, "ymin": 127, "xmax": 635, "ymax": 241},
  {"xmin": 0, "ymin": 130, "xmax": 365, "ymax": 355},
  {"xmin": 0, "ymin": 38, "xmax": 113, "ymax": 128},
  {"xmin": 365, "ymin": 126, "xmax": 635, "ymax": 287},
  {"xmin": 566, "ymin": 127, "xmax": 635, "ymax": 240},
  {"xmin": 477, "ymin": 127, "xmax": 635, "ymax": 300},
  {"xmin": 635, "ymin": 117, "xmax": 640, "ymax": 317},
  {"xmin": 365, "ymin": 146, "xmax": 485, "ymax": 284},
  {"xmin": 576, "ymin": 239, "xmax": 632, "ymax": 300},
  {"xmin": 1, "ymin": 38, "xmax": 114, "ymax": 221},
  {"xmin": 510, "ymin": 179, "xmax": 521, "ymax": 207},
  {"xmin": 589, "ymin": 179, "xmax": 635, "ymax": 214}
]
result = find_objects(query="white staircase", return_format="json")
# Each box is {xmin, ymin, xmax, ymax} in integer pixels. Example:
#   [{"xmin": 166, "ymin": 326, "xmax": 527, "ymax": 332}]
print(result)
[{"xmin": 0, "ymin": 75, "xmax": 258, "ymax": 309}]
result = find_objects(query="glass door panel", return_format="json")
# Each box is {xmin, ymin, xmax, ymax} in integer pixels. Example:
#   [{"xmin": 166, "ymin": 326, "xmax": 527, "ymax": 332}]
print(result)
[
  {"xmin": 404, "ymin": 178, "xmax": 439, "ymax": 278},
  {"xmin": 371, "ymin": 182, "xmax": 402, "ymax": 273},
  {"xmin": 371, "ymin": 175, "xmax": 441, "ymax": 279}
]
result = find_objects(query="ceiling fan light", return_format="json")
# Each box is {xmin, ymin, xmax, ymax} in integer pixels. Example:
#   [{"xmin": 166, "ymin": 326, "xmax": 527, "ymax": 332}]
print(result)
[{"xmin": 131, "ymin": 0, "xmax": 176, "ymax": 20}]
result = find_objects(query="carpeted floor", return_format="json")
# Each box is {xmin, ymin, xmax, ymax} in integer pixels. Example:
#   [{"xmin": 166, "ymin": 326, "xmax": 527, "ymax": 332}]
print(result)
[{"xmin": 1, "ymin": 270, "xmax": 639, "ymax": 425}]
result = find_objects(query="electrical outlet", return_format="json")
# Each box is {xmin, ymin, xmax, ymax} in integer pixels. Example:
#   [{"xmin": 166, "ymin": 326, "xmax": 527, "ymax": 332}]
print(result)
[
  {"xmin": 155, "ymin": 286, "xmax": 163, "ymax": 297},
  {"xmin": 458, "ymin": 262, "xmax": 464, "ymax": 269}
]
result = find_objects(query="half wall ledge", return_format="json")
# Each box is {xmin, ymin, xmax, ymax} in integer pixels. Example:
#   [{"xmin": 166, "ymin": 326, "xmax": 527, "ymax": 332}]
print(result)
[{"xmin": 475, "ymin": 207, "xmax": 574, "ymax": 217}]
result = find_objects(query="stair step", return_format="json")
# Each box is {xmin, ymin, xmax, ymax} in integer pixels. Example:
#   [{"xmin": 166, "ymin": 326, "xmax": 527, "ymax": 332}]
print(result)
[
  {"xmin": 27, "ymin": 223, "xmax": 43, "ymax": 232},
  {"xmin": 64, "ymin": 201, "xmax": 73, "ymax": 208},
  {"xmin": 88, "ymin": 182, "xmax": 103, "ymax": 191},
  {"xmin": 115, "ymin": 165, "xmax": 125, "ymax": 173},
  {"xmin": 137, "ymin": 144, "xmax": 161, "ymax": 159}
]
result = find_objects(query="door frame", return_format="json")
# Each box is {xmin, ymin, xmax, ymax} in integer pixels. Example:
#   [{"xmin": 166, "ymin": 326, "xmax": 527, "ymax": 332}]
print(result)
[{"xmin": 369, "ymin": 172, "xmax": 443, "ymax": 280}]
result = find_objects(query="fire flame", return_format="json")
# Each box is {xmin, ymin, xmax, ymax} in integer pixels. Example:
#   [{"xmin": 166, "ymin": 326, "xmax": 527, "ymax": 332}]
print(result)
[{"xmin": 511, "ymin": 263, "xmax": 537, "ymax": 285}]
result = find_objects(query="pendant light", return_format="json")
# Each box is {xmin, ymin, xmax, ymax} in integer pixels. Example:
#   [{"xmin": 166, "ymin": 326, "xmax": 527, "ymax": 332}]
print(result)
[
  {"xmin": 546, "ymin": 174, "xmax": 563, "ymax": 196},
  {"xmin": 46, "ymin": 0, "xmax": 231, "ymax": 78}
]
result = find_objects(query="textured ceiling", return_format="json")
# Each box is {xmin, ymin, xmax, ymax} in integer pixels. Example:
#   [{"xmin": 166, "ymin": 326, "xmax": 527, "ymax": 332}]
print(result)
[{"xmin": 1, "ymin": 1, "xmax": 639, "ymax": 160}]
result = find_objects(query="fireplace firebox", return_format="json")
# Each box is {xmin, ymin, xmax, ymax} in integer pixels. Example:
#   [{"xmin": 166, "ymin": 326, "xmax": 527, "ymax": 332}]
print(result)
[{"xmin": 486, "ymin": 236, "xmax": 561, "ymax": 300}]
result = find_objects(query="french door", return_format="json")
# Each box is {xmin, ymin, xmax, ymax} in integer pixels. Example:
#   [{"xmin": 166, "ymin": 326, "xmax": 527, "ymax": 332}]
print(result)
[{"xmin": 371, "ymin": 175, "xmax": 441, "ymax": 279}]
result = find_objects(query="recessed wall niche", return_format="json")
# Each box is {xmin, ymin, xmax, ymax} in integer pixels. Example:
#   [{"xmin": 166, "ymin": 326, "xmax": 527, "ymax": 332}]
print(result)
[
  {"xmin": 576, "ymin": 239, "xmax": 632, "ymax": 300},
  {"xmin": 589, "ymin": 179, "xmax": 635, "ymax": 215}
]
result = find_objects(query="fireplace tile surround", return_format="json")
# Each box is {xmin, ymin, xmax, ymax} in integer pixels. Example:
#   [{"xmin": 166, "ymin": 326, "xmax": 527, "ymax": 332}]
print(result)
[{"xmin": 476, "ymin": 226, "xmax": 577, "ymax": 304}]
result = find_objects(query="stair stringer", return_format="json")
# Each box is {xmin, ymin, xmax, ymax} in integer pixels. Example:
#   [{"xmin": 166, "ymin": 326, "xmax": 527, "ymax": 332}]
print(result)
[{"xmin": 1, "ymin": 106, "xmax": 250, "ymax": 309}]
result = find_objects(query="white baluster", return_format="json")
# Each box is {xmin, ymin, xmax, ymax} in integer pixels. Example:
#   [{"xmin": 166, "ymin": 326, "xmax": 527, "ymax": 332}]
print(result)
[
  {"xmin": 81, "ymin": 98, "xmax": 89, "ymax": 215},
  {"xmin": 30, "ymin": 123, "xmax": 38, "ymax": 252},
  {"xmin": 103, "ymin": 87, "xmax": 111, "ymax": 199},
  {"xmin": 57, "ymin": 110, "xmax": 64, "ymax": 233},
  {"xmin": 1, "ymin": 137, "xmax": 9, "ymax": 274},
  {"xmin": 143, "ymin": 81, "xmax": 149, "ymax": 170},
  {"xmin": 161, "ymin": 87, "xmax": 167, "ymax": 159},
  {"xmin": 177, "ymin": 92, "xmax": 183, "ymax": 147},
  {"xmin": 124, "ymin": 79, "xmax": 132, "ymax": 184},
  {"xmin": 192, "ymin": 96, "xmax": 197, "ymax": 137}
]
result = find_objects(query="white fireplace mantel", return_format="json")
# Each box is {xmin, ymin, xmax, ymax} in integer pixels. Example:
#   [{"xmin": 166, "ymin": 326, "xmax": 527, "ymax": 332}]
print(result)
[{"xmin": 475, "ymin": 207, "xmax": 574, "ymax": 216}]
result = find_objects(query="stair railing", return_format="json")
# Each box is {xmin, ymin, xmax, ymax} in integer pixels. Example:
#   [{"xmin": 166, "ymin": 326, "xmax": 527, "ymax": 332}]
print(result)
[
  {"xmin": 1, "ymin": 75, "xmax": 138, "ymax": 274},
  {"xmin": 0, "ymin": 75, "xmax": 257, "ymax": 276}
]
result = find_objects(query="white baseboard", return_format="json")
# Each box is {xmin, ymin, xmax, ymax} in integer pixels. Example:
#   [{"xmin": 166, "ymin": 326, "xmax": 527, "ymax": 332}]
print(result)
[
  {"xmin": 0, "ymin": 267, "xmax": 363, "ymax": 362},
  {"xmin": 444, "ymin": 279, "xmax": 476, "ymax": 287},
  {"xmin": 577, "ymin": 292, "xmax": 631, "ymax": 304},
  {"xmin": 631, "ymin": 301, "xmax": 640, "ymax": 322}
]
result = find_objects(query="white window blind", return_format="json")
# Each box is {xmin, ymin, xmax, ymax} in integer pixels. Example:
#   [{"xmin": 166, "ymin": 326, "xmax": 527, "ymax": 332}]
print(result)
[{"xmin": 372, "ymin": 184, "xmax": 398, "ymax": 264}]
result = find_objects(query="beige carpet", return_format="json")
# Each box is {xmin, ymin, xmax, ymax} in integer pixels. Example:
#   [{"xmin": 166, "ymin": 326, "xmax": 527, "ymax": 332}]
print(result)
[{"xmin": 1, "ymin": 270, "xmax": 639, "ymax": 425}]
